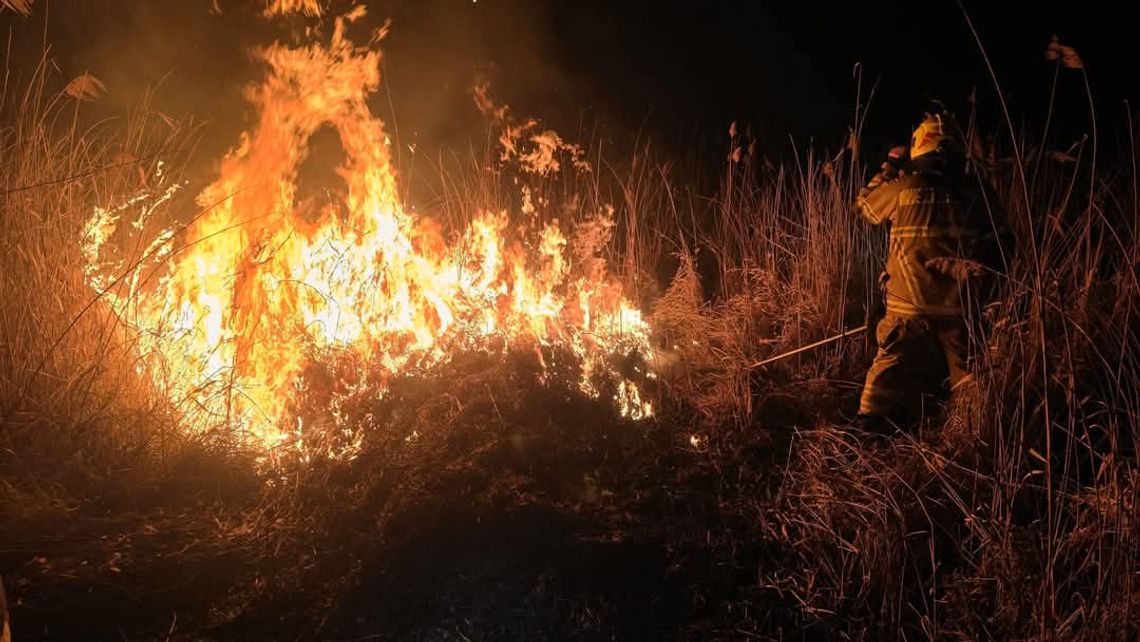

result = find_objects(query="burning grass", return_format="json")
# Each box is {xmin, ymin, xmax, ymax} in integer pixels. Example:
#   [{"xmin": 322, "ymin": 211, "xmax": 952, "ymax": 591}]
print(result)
[
  {"xmin": 79, "ymin": 9, "xmax": 652, "ymax": 458},
  {"xmin": 1, "ymin": 7, "xmax": 1139, "ymax": 640}
]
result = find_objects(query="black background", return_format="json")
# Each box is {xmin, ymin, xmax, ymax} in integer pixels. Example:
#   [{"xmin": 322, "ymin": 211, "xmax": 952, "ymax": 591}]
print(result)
[{"xmin": 2, "ymin": 1, "xmax": 1135, "ymax": 168}]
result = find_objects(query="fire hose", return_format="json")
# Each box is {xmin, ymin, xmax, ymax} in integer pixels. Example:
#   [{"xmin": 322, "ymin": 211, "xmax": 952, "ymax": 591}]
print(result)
[{"xmin": 745, "ymin": 324, "xmax": 868, "ymax": 370}]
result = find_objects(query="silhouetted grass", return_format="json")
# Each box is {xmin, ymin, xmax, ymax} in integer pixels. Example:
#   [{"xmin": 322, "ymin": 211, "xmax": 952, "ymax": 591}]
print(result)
[{"xmin": 1, "ymin": 27, "xmax": 1137, "ymax": 641}]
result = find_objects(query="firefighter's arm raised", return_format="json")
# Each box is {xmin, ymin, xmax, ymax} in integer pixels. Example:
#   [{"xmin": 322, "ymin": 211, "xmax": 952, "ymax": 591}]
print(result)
[{"xmin": 855, "ymin": 146, "xmax": 907, "ymax": 226}]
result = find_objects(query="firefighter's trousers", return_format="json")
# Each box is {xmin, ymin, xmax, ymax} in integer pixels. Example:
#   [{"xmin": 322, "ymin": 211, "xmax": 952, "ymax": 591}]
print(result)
[{"xmin": 858, "ymin": 311, "xmax": 972, "ymax": 421}]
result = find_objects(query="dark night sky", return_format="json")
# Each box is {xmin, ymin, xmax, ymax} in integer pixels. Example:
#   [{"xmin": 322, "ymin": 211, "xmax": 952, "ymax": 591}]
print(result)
[{"xmin": 1, "ymin": 1, "xmax": 1136, "ymax": 169}]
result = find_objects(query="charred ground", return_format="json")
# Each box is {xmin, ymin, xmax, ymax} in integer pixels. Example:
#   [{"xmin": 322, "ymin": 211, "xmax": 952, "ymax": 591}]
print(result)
[{"xmin": 2, "ymin": 350, "xmax": 850, "ymax": 640}]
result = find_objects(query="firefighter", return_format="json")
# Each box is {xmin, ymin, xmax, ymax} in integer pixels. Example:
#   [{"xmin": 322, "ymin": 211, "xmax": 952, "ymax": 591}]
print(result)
[{"xmin": 855, "ymin": 108, "xmax": 1009, "ymax": 431}]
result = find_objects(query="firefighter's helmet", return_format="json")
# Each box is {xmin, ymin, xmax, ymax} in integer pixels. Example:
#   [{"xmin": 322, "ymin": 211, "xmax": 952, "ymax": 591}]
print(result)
[{"xmin": 910, "ymin": 111, "xmax": 965, "ymax": 159}]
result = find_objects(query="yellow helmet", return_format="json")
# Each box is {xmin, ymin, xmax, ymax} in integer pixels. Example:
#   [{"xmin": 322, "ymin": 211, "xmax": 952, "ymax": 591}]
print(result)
[{"xmin": 910, "ymin": 111, "xmax": 964, "ymax": 159}]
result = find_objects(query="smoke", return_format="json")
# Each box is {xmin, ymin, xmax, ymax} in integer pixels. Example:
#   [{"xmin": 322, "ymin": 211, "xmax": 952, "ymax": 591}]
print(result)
[{"xmin": 1, "ymin": 0, "xmax": 589, "ymax": 183}]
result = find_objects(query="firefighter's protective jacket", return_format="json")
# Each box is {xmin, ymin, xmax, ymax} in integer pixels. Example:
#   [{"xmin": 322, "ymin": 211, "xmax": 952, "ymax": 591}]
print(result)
[{"xmin": 856, "ymin": 163, "xmax": 1007, "ymax": 317}]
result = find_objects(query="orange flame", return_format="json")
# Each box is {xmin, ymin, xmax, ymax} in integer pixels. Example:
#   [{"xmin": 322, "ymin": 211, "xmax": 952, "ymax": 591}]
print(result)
[
  {"xmin": 264, "ymin": 0, "xmax": 321, "ymax": 17},
  {"xmin": 83, "ymin": 8, "xmax": 652, "ymax": 458}
]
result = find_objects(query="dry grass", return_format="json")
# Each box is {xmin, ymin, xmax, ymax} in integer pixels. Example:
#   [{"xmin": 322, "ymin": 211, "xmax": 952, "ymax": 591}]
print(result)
[
  {"xmin": 0, "ymin": 33, "xmax": 1138, "ymax": 641},
  {"xmin": 0, "ymin": 59, "xmax": 205, "ymax": 490},
  {"xmin": 0, "ymin": 1, "xmax": 33, "ymax": 17}
]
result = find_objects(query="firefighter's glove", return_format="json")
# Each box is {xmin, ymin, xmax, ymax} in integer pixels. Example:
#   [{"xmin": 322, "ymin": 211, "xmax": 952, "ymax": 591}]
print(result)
[
  {"xmin": 880, "ymin": 147, "xmax": 907, "ymax": 182},
  {"xmin": 878, "ymin": 146, "xmax": 906, "ymax": 178}
]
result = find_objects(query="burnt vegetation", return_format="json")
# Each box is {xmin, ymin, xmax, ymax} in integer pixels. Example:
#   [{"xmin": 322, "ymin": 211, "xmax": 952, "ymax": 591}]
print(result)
[{"xmin": 1, "ymin": 7, "xmax": 1139, "ymax": 642}]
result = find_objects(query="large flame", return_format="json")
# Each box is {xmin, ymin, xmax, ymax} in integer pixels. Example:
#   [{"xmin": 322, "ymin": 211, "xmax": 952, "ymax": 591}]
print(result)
[{"xmin": 83, "ymin": 8, "xmax": 652, "ymax": 458}]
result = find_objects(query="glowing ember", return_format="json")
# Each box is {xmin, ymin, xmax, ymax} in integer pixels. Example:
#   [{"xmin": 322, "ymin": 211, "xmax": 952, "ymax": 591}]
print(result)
[{"xmin": 82, "ymin": 7, "xmax": 653, "ymax": 459}]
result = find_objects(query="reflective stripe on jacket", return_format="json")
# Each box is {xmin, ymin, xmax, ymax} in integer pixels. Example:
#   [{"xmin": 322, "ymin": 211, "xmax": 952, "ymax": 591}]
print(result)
[{"xmin": 856, "ymin": 166, "xmax": 1006, "ymax": 317}]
